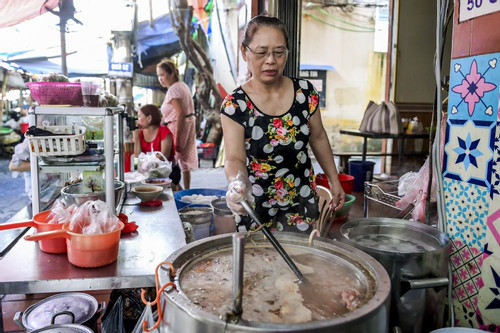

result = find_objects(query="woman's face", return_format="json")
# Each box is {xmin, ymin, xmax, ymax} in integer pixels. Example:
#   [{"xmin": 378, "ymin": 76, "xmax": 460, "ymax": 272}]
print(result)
[
  {"xmin": 137, "ymin": 110, "xmax": 151, "ymax": 129},
  {"xmin": 157, "ymin": 66, "xmax": 173, "ymax": 88},
  {"xmin": 242, "ymin": 26, "xmax": 288, "ymax": 84}
]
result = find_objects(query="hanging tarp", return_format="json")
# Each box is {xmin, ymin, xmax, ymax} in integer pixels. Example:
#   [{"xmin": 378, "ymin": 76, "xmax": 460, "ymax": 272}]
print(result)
[
  {"xmin": 1, "ymin": 11, "xmax": 181, "ymax": 77},
  {"xmin": 134, "ymin": 13, "xmax": 181, "ymax": 71},
  {"xmin": 0, "ymin": 0, "xmax": 59, "ymax": 28}
]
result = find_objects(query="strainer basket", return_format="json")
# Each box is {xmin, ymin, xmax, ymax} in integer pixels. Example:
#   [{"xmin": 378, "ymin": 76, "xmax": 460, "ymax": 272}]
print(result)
[
  {"xmin": 26, "ymin": 82, "xmax": 84, "ymax": 106},
  {"xmin": 26, "ymin": 125, "xmax": 86, "ymax": 156}
]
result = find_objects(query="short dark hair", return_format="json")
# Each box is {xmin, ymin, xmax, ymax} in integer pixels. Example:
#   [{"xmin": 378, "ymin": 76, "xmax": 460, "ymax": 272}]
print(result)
[
  {"xmin": 140, "ymin": 104, "xmax": 162, "ymax": 127},
  {"xmin": 242, "ymin": 15, "xmax": 289, "ymax": 50},
  {"xmin": 157, "ymin": 58, "xmax": 179, "ymax": 82}
]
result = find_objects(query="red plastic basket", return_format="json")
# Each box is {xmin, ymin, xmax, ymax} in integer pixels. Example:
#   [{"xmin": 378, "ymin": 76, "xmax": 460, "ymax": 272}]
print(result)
[{"xmin": 26, "ymin": 82, "xmax": 84, "ymax": 106}]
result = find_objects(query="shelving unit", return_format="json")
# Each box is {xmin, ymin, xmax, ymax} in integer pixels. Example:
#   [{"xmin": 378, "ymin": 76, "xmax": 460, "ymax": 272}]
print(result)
[{"xmin": 28, "ymin": 106, "xmax": 125, "ymax": 215}]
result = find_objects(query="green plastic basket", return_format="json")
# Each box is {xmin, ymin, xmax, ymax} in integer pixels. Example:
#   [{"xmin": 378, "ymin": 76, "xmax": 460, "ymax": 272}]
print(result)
[{"xmin": 335, "ymin": 193, "xmax": 355, "ymax": 218}]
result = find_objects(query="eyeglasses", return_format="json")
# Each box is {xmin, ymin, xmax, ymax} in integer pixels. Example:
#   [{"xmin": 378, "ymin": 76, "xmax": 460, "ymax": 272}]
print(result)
[{"xmin": 243, "ymin": 44, "xmax": 288, "ymax": 60}]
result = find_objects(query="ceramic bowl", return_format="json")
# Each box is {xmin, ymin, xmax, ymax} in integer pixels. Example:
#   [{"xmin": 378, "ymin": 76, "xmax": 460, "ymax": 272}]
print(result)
[
  {"xmin": 141, "ymin": 177, "xmax": 172, "ymax": 190},
  {"xmin": 131, "ymin": 185, "xmax": 163, "ymax": 202}
]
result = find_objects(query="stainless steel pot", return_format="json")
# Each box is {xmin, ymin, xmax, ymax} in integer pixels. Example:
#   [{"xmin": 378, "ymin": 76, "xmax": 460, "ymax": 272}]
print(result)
[
  {"xmin": 14, "ymin": 292, "xmax": 102, "ymax": 332},
  {"xmin": 159, "ymin": 232, "xmax": 391, "ymax": 333},
  {"xmin": 30, "ymin": 324, "xmax": 94, "ymax": 333},
  {"xmin": 60, "ymin": 180, "xmax": 125, "ymax": 209},
  {"xmin": 178, "ymin": 206, "xmax": 214, "ymax": 240},
  {"xmin": 339, "ymin": 218, "xmax": 451, "ymax": 333}
]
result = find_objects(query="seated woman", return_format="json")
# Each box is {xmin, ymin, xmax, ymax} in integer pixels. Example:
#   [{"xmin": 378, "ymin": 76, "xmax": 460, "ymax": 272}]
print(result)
[{"xmin": 133, "ymin": 104, "xmax": 181, "ymax": 190}]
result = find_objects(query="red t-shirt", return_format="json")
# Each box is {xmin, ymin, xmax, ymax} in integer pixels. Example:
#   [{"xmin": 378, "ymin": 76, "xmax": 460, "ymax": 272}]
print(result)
[{"xmin": 139, "ymin": 125, "xmax": 175, "ymax": 161}]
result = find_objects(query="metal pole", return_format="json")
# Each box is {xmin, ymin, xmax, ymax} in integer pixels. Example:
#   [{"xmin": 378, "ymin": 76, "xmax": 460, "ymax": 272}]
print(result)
[{"xmin": 232, "ymin": 232, "xmax": 245, "ymax": 318}]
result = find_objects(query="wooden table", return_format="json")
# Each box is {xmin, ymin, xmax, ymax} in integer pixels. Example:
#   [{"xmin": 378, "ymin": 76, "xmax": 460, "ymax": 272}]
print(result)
[{"xmin": 0, "ymin": 188, "xmax": 186, "ymax": 330}]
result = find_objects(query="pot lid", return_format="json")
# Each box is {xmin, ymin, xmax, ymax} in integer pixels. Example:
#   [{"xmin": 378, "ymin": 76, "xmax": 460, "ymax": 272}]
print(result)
[
  {"xmin": 23, "ymin": 293, "xmax": 98, "ymax": 330},
  {"xmin": 31, "ymin": 324, "xmax": 94, "ymax": 333}
]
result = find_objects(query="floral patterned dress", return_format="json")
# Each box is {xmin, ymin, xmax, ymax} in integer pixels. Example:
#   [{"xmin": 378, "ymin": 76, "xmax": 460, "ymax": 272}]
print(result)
[{"xmin": 221, "ymin": 78, "xmax": 320, "ymax": 233}]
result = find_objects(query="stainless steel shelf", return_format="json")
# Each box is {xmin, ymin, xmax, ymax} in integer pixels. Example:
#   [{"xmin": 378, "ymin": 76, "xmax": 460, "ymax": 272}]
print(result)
[
  {"xmin": 38, "ymin": 163, "xmax": 104, "ymax": 174},
  {"xmin": 29, "ymin": 106, "xmax": 125, "ymax": 215},
  {"xmin": 34, "ymin": 106, "xmax": 123, "ymax": 116}
]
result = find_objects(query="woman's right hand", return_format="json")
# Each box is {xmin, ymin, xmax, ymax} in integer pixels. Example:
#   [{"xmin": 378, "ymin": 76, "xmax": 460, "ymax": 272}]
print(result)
[{"xmin": 226, "ymin": 176, "xmax": 254, "ymax": 215}]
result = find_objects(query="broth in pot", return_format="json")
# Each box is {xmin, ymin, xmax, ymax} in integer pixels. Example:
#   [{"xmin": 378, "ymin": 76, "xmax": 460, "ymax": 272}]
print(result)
[{"xmin": 180, "ymin": 244, "xmax": 373, "ymax": 324}]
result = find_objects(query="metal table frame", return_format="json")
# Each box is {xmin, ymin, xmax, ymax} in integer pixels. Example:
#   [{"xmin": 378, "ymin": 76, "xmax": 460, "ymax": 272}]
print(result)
[
  {"xmin": 339, "ymin": 129, "xmax": 429, "ymax": 167},
  {"xmin": 0, "ymin": 188, "xmax": 186, "ymax": 331}
]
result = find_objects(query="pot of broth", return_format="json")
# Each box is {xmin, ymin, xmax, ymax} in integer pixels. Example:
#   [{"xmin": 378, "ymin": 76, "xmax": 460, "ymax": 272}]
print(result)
[
  {"xmin": 158, "ymin": 232, "xmax": 391, "ymax": 332},
  {"xmin": 339, "ymin": 218, "xmax": 451, "ymax": 333}
]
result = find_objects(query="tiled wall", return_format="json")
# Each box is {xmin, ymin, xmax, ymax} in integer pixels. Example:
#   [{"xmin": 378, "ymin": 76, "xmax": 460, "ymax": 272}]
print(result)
[{"xmin": 444, "ymin": 1, "xmax": 500, "ymax": 329}]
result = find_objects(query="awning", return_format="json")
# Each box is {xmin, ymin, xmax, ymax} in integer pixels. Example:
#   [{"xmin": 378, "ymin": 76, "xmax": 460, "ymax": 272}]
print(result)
[
  {"xmin": 134, "ymin": 13, "xmax": 181, "ymax": 72},
  {"xmin": 0, "ymin": 0, "xmax": 59, "ymax": 28},
  {"xmin": 0, "ymin": 11, "xmax": 182, "ymax": 77}
]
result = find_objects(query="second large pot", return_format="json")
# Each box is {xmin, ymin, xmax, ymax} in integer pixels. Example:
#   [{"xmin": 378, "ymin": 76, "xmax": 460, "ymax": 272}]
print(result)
[
  {"xmin": 159, "ymin": 232, "xmax": 391, "ymax": 333},
  {"xmin": 339, "ymin": 218, "xmax": 451, "ymax": 333}
]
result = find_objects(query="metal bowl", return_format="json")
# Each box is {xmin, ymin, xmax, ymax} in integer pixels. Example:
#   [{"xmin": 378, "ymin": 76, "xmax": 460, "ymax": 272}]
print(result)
[{"xmin": 60, "ymin": 180, "xmax": 125, "ymax": 209}]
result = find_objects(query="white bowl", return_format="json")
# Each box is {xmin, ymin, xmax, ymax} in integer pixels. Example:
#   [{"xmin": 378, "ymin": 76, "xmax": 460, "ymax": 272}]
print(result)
[
  {"xmin": 141, "ymin": 178, "xmax": 172, "ymax": 190},
  {"xmin": 131, "ymin": 185, "xmax": 163, "ymax": 202}
]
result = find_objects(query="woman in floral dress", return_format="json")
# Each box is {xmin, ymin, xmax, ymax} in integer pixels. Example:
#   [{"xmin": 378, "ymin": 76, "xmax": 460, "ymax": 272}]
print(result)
[{"xmin": 221, "ymin": 15, "xmax": 345, "ymax": 233}]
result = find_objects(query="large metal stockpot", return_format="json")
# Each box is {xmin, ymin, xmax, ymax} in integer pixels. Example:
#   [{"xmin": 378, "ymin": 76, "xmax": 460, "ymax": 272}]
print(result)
[
  {"xmin": 158, "ymin": 232, "xmax": 391, "ymax": 333},
  {"xmin": 339, "ymin": 218, "xmax": 451, "ymax": 333}
]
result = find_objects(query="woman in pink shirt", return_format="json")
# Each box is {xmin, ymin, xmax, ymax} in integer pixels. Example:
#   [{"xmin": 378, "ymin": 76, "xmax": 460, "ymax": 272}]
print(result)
[{"xmin": 157, "ymin": 59, "xmax": 198, "ymax": 189}]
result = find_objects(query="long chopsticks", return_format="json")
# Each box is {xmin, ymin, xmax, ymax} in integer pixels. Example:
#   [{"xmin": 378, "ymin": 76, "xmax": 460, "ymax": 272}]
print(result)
[{"xmin": 240, "ymin": 200, "xmax": 305, "ymax": 282}]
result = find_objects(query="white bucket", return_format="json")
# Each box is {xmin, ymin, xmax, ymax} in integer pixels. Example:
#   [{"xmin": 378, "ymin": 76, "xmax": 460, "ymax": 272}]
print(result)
[{"xmin": 178, "ymin": 207, "xmax": 213, "ymax": 240}]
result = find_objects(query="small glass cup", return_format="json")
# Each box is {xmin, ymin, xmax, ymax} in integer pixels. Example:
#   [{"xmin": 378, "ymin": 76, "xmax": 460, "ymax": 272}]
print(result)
[{"xmin": 81, "ymin": 78, "xmax": 103, "ymax": 107}]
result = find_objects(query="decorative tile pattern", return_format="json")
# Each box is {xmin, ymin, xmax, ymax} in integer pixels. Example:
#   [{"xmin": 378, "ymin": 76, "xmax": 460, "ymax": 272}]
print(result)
[
  {"xmin": 448, "ymin": 53, "xmax": 500, "ymax": 122},
  {"xmin": 491, "ymin": 121, "xmax": 500, "ymax": 197},
  {"xmin": 450, "ymin": 239, "xmax": 483, "ymax": 328},
  {"xmin": 476, "ymin": 196, "xmax": 500, "ymax": 329},
  {"xmin": 444, "ymin": 178, "xmax": 489, "ymax": 250},
  {"xmin": 446, "ymin": 52, "xmax": 500, "ymax": 331},
  {"xmin": 443, "ymin": 119, "xmax": 495, "ymax": 191}
]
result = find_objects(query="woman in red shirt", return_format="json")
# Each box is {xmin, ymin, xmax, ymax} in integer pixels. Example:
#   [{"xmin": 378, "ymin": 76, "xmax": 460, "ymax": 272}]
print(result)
[{"xmin": 133, "ymin": 104, "xmax": 181, "ymax": 188}]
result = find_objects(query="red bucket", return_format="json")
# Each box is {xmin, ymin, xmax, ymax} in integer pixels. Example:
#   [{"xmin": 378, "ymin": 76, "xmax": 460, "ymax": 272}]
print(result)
[
  {"xmin": 316, "ymin": 173, "xmax": 329, "ymax": 188},
  {"xmin": 20, "ymin": 122, "xmax": 29, "ymax": 134},
  {"xmin": 338, "ymin": 173, "xmax": 355, "ymax": 194}
]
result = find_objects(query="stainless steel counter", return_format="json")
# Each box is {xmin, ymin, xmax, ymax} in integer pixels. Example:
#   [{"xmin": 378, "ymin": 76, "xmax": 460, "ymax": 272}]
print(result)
[{"xmin": 0, "ymin": 188, "xmax": 187, "ymax": 295}]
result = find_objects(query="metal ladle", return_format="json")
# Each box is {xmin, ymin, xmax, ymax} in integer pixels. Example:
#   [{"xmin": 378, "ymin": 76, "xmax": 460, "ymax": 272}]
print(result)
[{"xmin": 240, "ymin": 200, "xmax": 305, "ymax": 282}]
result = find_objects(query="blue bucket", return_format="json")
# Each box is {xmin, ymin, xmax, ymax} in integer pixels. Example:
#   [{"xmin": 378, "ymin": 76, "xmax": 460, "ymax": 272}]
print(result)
[
  {"xmin": 348, "ymin": 160, "xmax": 375, "ymax": 192},
  {"xmin": 174, "ymin": 188, "xmax": 227, "ymax": 209}
]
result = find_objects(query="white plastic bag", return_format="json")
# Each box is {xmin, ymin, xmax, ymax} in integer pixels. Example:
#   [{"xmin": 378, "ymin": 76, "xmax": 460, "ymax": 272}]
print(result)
[
  {"xmin": 137, "ymin": 152, "xmax": 172, "ymax": 178},
  {"xmin": 47, "ymin": 199, "xmax": 78, "ymax": 224},
  {"xmin": 132, "ymin": 303, "xmax": 158, "ymax": 333},
  {"xmin": 397, "ymin": 172, "xmax": 418, "ymax": 197},
  {"xmin": 68, "ymin": 200, "xmax": 120, "ymax": 234}
]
